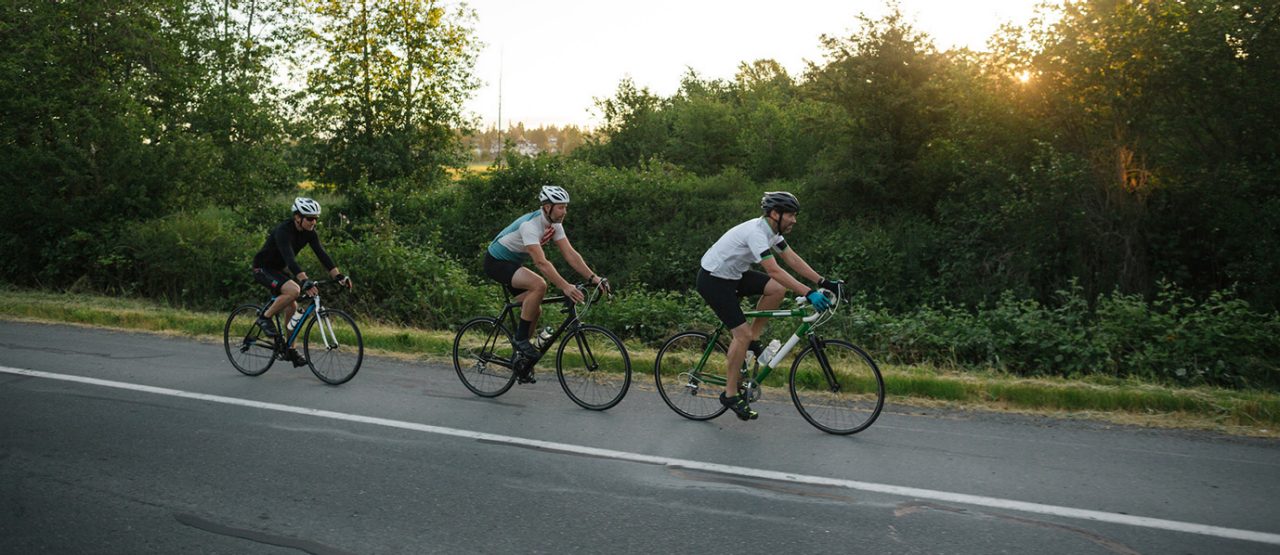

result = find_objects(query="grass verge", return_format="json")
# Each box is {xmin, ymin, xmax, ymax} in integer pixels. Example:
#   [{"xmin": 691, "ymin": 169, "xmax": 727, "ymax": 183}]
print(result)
[{"xmin": 2, "ymin": 288, "xmax": 1277, "ymax": 437}]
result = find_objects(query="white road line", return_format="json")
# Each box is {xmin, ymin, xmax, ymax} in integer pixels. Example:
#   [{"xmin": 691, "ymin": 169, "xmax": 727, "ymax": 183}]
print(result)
[{"xmin": 4, "ymin": 365, "xmax": 1278, "ymax": 546}]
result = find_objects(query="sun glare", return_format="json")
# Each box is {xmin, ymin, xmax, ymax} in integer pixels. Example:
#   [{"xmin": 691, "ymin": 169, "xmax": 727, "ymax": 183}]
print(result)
[{"xmin": 1017, "ymin": 70, "xmax": 1033, "ymax": 84}]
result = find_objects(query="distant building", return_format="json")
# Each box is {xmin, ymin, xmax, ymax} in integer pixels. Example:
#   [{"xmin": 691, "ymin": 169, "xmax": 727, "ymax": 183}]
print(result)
[{"xmin": 515, "ymin": 139, "xmax": 538, "ymax": 156}]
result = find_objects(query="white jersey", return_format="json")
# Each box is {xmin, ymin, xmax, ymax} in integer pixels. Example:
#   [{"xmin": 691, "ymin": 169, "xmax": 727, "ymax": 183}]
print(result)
[
  {"xmin": 700, "ymin": 217, "xmax": 788, "ymax": 279},
  {"xmin": 487, "ymin": 210, "xmax": 567, "ymax": 262}
]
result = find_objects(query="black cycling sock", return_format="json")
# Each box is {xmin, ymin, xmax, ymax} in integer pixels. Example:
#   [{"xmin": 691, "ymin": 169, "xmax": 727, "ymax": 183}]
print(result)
[{"xmin": 516, "ymin": 318, "xmax": 533, "ymax": 341}]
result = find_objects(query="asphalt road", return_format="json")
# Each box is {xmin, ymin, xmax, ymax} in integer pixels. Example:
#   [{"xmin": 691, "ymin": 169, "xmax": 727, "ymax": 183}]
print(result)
[{"xmin": 1, "ymin": 320, "xmax": 1278, "ymax": 554}]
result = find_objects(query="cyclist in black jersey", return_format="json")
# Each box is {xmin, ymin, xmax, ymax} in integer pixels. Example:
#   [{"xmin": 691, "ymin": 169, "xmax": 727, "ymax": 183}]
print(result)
[{"xmin": 251, "ymin": 197, "xmax": 353, "ymax": 365}]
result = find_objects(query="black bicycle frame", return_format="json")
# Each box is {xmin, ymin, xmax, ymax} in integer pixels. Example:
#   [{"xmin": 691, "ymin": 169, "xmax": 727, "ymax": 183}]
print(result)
[{"xmin": 497, "ymin": 293, "xmax": 581, "ymax": 357}]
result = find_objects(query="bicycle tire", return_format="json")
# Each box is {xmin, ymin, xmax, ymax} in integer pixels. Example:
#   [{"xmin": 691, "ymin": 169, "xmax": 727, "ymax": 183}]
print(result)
[
  {"xmin": 452, "ymin": 317, "xmax": 517, "ymax": 397},
  {"xmin": 789, "ymin": 339, "xmax": 884, "ymax": 435},
  {"xmin": 303, "ymin": 308, "xmax": 364, "ymax": 385},
  {"xmin": 556, "ymin": 324, "xmax": 631, "ymax": 410},
  {"xmin": 654, "ymin": 331, "xmax": 730, "ymax": 420},
  {"xmin": 224, "ymin": 304, "xmax": 277, "ymax": 376}
]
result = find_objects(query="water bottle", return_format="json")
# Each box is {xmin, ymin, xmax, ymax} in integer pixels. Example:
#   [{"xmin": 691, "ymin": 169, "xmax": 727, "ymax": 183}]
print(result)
[
  {"xmin": 286, "ymin": 311, "xmax": 304, "ymax": 331},
  {"xmin": 536, "ymin": 326, "xmax": 554, "ymax": 349},
  {"xmin": 760, "ymin": 339, "xmax": 782, "ymax": 367}
]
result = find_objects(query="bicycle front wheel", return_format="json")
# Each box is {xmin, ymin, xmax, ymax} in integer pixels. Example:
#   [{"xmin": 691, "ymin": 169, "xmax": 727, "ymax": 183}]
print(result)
[
  {"xmin": 556, "ymin": 324, "xmax": 631, "ymax": 411},
  {"xmin": 654, "ymin": 331, "xmax": 729, "ymax": 420},
  {"xmin": 452, "ymin": 317, "xmax": 517, "ymax": 397},
  {"xmin": 303, "ymin": 309, "xmax": 364, "ymax": 385},
  {"xmin": 224, "ymin": 304, "xmax": 276, "ymax": 376},
  {"xmin": 789, "ymin": 339, "xmax": 884, "ymax": 435}
]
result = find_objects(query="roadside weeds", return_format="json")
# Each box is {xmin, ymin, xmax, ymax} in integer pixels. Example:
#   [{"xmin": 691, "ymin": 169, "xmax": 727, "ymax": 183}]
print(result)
[{"xmin": 1, "ymin": 288, "xmax": 1275, "ymax": 438}]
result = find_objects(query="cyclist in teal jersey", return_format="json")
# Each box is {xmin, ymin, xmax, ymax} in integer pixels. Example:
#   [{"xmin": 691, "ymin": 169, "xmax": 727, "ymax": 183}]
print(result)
[{"xmin": 482, "ymin": 186, "xmax": 611, "ymax": 381}]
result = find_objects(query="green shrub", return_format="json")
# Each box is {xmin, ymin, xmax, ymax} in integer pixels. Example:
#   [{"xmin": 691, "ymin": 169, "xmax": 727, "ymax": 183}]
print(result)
[
  {"xmin": 823, "ymin": 282, "xmax": 1280, "ymax": 390},
  {"xmin": 582, "ymin": 287, "xmax": 715, "ymax": 345},
  {"xmin": 319, "ymin": 232, "xmax": 489, "ymax": 328},
  {"xmin": 1096, "ymin": 283, "xmax": 1280, "ymax": 388},
  {"xmin": 116, "ymin": 207, "xmax": 260, "ymax": 309}
]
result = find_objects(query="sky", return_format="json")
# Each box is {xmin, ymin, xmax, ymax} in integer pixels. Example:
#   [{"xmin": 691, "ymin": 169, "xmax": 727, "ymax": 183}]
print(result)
[{"xmin": 461, "ymin": 1, "xmax": 1053, "ymax": 130}]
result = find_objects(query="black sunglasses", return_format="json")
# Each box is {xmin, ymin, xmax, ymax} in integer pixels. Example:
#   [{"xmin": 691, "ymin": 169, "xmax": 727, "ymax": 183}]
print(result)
[{"xmin": 301, "ymin": 215, "xmax": 318, "ymax": 222}]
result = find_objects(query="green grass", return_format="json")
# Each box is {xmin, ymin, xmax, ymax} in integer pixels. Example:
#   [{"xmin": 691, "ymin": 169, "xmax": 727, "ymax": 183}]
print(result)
[
  {"xmin": 0, "ymin": 288, "xmax": 459, "ymax": 361},
  {"xmin": 2, "ymin": 287, "xmax": 1278, "ymax": 435}
]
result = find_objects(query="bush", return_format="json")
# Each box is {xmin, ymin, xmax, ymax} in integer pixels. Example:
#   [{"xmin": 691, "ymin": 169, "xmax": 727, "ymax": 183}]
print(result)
[
  {"xmin": 1095, "ymin": 283, "xmax": 1280, "ymax": 388},
  {"xmin": 821, "ymin": 281, "xmax": 1280, "ymax": 390},
  {"xmin": 582, "ymin": 287, "xmax": 715, "ymax": 345},
  {"xmin": 318, "ymin": 231, "xmax": 489, "ymax": 328},
  {"xmin": 115, "ymin": 207, "xmax": 260, "ymax": 309}
]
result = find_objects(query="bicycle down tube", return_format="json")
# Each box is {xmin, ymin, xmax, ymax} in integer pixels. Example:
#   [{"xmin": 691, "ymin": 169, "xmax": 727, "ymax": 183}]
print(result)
[{"xmin": 688, "ymin": 305, "xmax": 816, "ymax": 387}]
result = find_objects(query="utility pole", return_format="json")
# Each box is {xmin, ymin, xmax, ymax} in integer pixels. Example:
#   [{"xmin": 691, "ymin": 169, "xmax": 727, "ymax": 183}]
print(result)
[{"xmin": 496, "ymin": 47, "xmax": 503, "ymax": 166}]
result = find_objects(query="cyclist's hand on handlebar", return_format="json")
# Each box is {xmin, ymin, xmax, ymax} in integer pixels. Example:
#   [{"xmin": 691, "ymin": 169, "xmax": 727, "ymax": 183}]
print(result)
[
  {"xmin": 563, "ymin": 284, "xmax": 586, "ymax": 304},
  {"xmin": 806, "ymin": 289, "xmax": 832, "ymax": 312},
  {"xmin": 301, "ymin": 280, "xmax": 319, "ymax": 297},
  {"xmin": 336, "ymin": 273, "xmax": 353, "ymax": 291},
  {"xmin": 593, "ymin": 276, "xmax": 612, "ymax": 296}
]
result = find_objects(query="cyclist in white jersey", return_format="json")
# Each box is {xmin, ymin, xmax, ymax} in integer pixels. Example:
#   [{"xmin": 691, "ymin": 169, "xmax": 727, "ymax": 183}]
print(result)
[
  {"xmin": 483, "ymin": 185, "xmax": 611, "ymax": 381},
  {"xmin": 697, "ymin": 191, "xmax": 841, "ymax": 420}
]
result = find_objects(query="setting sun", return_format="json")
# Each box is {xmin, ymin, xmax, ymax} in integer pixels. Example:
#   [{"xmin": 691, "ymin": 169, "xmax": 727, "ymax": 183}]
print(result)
[{"xmin": 1017, "ymin": 70, "xmax": 1033, "ymax": 83}]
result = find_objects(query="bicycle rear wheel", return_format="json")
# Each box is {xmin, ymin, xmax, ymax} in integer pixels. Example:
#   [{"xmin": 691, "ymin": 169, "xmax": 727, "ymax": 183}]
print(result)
[
  {"xmin": 556, "ymin": 324, "xmax": 631, "ymax": 410},
  {"xmin": 452, "ymin": 317, "xmax": 517, "ymax": 397},
  {"xmin": 224, "ymin": 304, "xmax": 276, "ymax": 376},
  {"xmin": 789, "ymin": 339, "xmax": 884, "ymax": 435},
  {"xmin": 303, "ymin": 309, "xmax": 364, "ymax": 385},
  {"xmin": 654, "ymin": 331, "xmax": 729, "ymax": 420}
]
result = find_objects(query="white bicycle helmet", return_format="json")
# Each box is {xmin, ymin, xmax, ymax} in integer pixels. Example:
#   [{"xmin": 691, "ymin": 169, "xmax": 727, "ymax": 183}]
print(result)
[
  {"xmin": 292, "ymin": 197, "xmax": 321, "ymax": 216},
  {"xmin": 538, "ymin": 185, "xmax": 570, "ymax": 204}
]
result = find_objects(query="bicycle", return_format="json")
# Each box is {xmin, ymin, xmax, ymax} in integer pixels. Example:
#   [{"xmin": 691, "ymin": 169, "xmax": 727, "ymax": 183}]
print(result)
[
  {"xmin": 452, "ymin": 281, "xmax": 631, "ymax": 410},
  {"xmin": 223, "ymin": 279, "xmax": 364, "ymax": 385},
  {"xmin": 653, "ymin": 283, "xmax": 884, "ymax": 434}
]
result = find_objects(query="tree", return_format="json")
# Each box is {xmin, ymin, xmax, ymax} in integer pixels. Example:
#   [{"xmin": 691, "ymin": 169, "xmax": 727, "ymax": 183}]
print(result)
[
  {"xmin": 301, "ymin": 0, "xmax": 479, "ymax": 196},
  {"xmin": 998, "ymin": 0, "xmax": 1280, "ymax": 305},
  {"xmin": 0, "ymin": 0, "xmax": 297, "ymax": 286},
  {"xmin": 576, "ymin": 78, "xmax": 669, "ymax": 169},
  {"xmin": 802, "ymin": 4, "xmax": 950, "ymax": 214}
]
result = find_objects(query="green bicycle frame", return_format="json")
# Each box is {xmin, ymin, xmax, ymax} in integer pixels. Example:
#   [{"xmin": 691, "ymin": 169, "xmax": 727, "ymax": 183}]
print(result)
[{"xmin": 692, "ymin": 306, "xmax": 818, "ymax": 388}]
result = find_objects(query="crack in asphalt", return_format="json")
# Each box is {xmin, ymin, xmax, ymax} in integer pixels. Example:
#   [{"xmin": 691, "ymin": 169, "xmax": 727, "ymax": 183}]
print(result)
[
  {"xmin": 667, "ymin": 466, "xmax": 860, "ymax": 502},
  {"xmin": 0, "ymin": 342, "xmax": 169, "ymax": 361},
  {"xmin": 894, "ymin": 501, "xmax": 1141, "ymax": 555},
  {"xmin": 174, "ymin": 513, "xmax": 358, "ymax": 555}
]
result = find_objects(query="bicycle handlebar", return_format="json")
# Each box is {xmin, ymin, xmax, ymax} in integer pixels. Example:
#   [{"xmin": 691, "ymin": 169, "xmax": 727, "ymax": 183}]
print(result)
[
  {"xmin": 297, "ymin": 279, "xmax": 343, "ymax": 299},
  {"xmin": 794, "ymin": 284, "xmax": 843, "ymax": 322}
]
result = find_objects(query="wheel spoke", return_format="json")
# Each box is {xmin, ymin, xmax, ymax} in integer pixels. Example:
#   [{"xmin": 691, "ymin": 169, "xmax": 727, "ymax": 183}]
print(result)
[
  {"xmin": 654, "ymin": 332, "xmax": 730, "ymax": 420},
  {"xmin": 453, "ymin": 317, "xmax": 516, "ymax": 397},
  {"xmin": 556, "ymin": 325, "xmax": 630, "ymax": 410},
  {"xmin": 304, "ymin": 310, "xmax": 363, "ymax": 385},
  {"xmin": 224, "ymin": 305, "xmax": 275, "ymax": 376},
  {"xmin": 790, "ymin": 340, "xmax": 884, "ymax": 434}
]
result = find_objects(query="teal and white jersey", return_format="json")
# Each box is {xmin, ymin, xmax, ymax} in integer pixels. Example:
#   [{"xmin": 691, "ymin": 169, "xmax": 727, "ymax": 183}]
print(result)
[
  {"xmin": 700, "ymin": 217, "xmax": 788, "ymax": 279},
  {"xmin": 487, "ymin": 210, "xmax": 567, "ymax": 262}
]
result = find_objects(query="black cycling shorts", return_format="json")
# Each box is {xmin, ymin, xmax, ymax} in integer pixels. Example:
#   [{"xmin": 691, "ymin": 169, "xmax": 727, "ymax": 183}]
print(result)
[
  {"xmin": 483, "ymin": 252, "xmax": 527, "ymax": 297},
  {"xmin": 252, "ymin": 267, "xmax": 291, "ymax": 295},
  {"xmin": 696, "ymin": 268, "xmax": 772, "ymax": 329}
]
